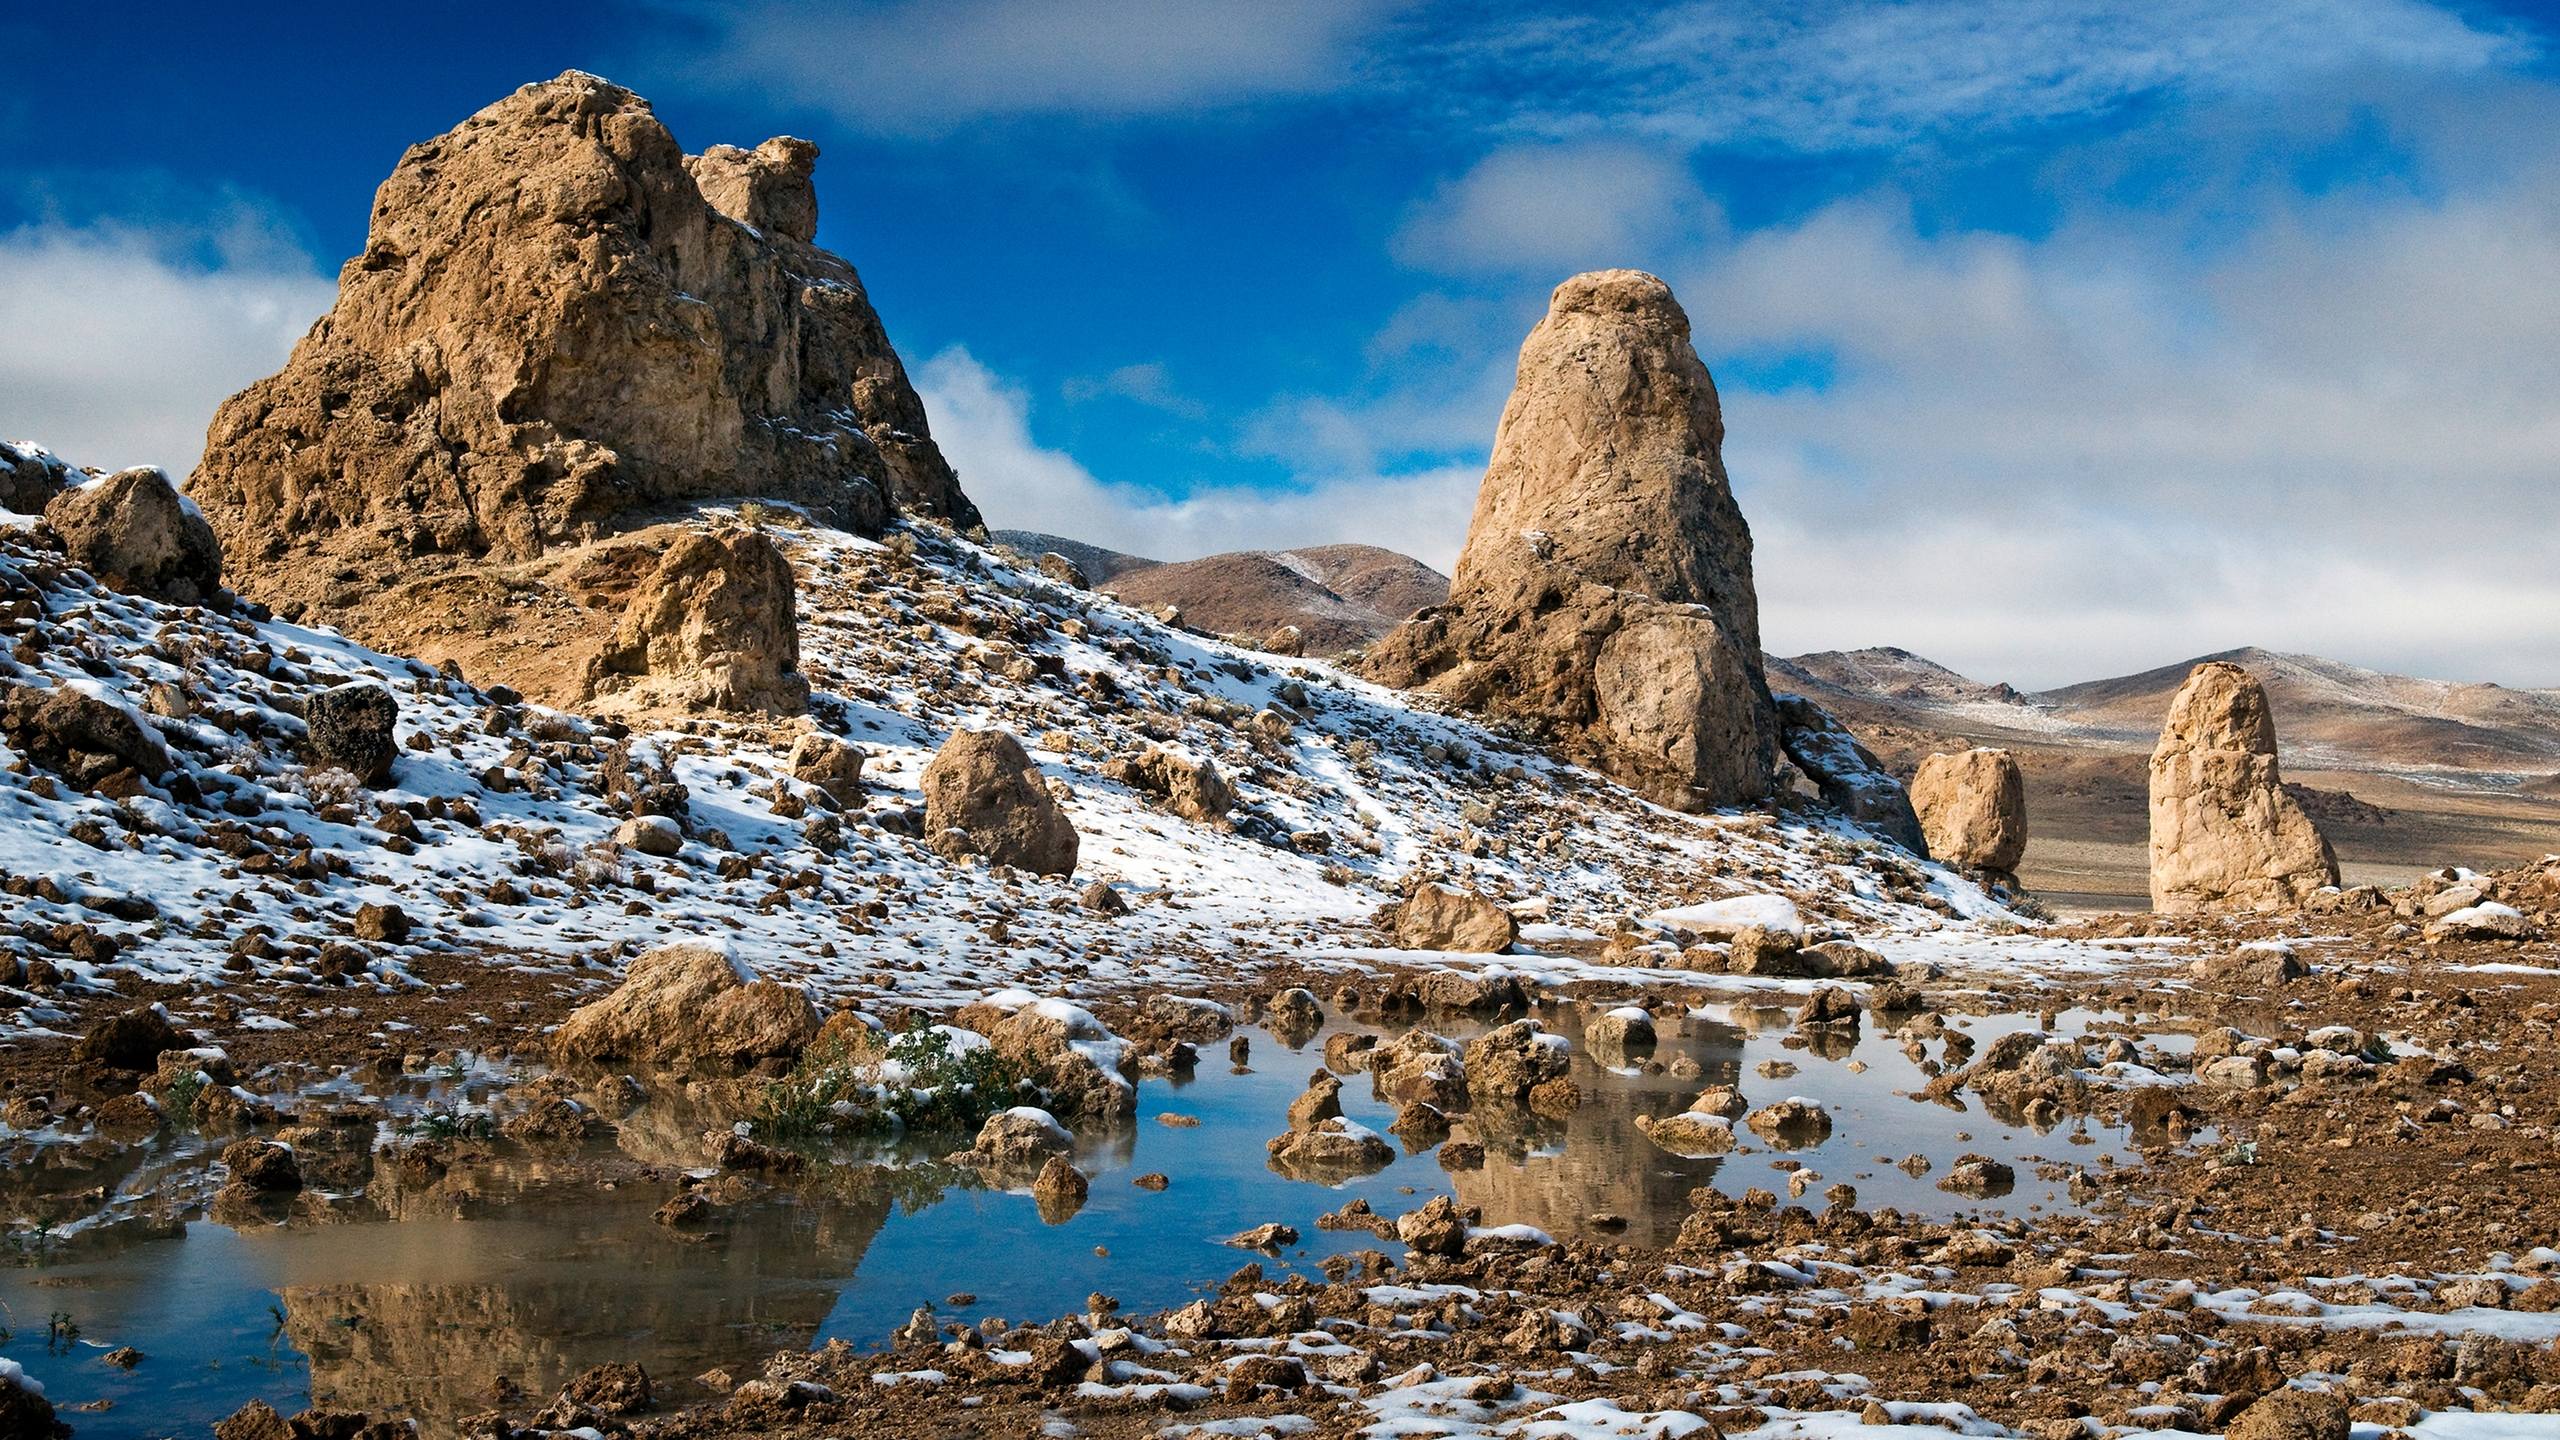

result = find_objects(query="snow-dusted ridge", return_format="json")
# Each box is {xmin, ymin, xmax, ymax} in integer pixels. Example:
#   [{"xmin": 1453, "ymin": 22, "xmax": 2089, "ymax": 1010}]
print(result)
[{"xmin": 0, "ymin": 476, "xmax": 2124, "ymax": 1041}]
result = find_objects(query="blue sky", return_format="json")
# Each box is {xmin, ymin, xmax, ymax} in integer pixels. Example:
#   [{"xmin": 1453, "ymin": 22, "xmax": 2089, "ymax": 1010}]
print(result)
[{"xmin": 4, "ymin": 0, "xmax": 2558, "ymax": 687}]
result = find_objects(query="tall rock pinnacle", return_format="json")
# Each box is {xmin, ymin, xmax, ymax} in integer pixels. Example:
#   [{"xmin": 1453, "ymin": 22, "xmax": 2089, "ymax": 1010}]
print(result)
[
  {"xmin": 2148, "ymin": 661, "xmax": 2339, "ymax": 913},
  {"xmin": 1365, "ymin": 270, "xmax": 1780, "ymax": 809},
  {"xmin": 190, "ymin": 70, "xmax": 978, "ymax": 627}
]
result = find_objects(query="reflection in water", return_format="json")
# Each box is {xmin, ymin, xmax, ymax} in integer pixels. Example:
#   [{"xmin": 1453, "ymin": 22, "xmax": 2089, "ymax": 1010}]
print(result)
[
  {"xmin": 1448, "ymin": 1012, "xmax": 1743, "ymax": 1248},
  {"xmin": 0, "ymin": 1001, "xmax": 2190, "ymax": 1435},
  {"xmin": 274, "ymin": 1154, "xmax": 898, "ymax": 1425}
]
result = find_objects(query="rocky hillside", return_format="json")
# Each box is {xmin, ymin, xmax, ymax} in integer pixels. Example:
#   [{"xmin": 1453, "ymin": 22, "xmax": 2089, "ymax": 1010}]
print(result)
[
  {"xmin": 2039, "ymin": 646, "xmax": 2560, "ymax": 776},
  {"xmin": 1101, "ymin": 544, "xmax": 1447, "ymax": 654},
  {"xmin": 0, "ymin": 435, "xmax": 2035, "ymax": 1056}
]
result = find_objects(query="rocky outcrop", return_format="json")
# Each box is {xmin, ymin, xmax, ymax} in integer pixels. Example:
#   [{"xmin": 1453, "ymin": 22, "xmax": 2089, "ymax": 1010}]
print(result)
[
  {"xmin": 1103, "ymin": 745, "xmax": 1234, "ymax": 823},
  {"xmin": 44, "ymin": 467, "xmax": 223, "ymax": 606},
  {"xmin": 550, "ymin": 942, "xmax": 819, "ymax": 1072},
  {"xmin": 1773, "ymin": 695, "xmax": 1923, "ymax": 850},
  {"xmin": 921, "ymin": 730, "xmax": 1079, "ymax": 875},
  {"xmin": 2149, "ymin": 662, "xmax": 2338, "ymax": 913},
  {"xmin": 1364, "ymin": 271, "xmax": 1779, "ymax": 809},
  {"xmin": 585, "ymin": 528, "xmax": 807, "ymax": 715},
  {"xmin": 1910, "ymin": 747, "xmax": 2027, "ymax": 882},
  {"xmin": 2, "ymin": 680, "xmax": 171, "ymax": 791},
  {"xmin": 190, "ymin": 71, "xmax": 976, "ymax": 636}
]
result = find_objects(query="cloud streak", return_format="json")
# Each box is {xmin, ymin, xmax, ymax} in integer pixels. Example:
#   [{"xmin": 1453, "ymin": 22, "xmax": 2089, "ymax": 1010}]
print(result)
[
  {"xmin": 1408, "ymin": 0, "xmax": 2535, "ymax": 152},
  {"xmin": 642, "ymin": 0, "xmax": 1394, "ymax": 135}
]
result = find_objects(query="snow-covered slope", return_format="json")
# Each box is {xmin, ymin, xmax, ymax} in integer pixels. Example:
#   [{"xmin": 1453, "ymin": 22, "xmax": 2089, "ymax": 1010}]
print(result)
[{"xmin": 0, "ymin": 483, "xmax": 2045, "ymax": 1042}]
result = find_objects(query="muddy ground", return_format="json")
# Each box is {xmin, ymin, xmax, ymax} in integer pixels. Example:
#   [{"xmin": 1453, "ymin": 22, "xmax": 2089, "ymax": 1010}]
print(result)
[{"xmin": 7, "ymin": 872, "xmax": 2558, "ymax": 1440}]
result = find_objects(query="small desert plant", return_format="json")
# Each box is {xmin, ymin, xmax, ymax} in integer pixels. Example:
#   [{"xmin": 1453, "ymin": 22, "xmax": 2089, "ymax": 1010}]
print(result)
[{"xmin": 754, "ymin": 1020, "xmax": 1027, "ymax": 1140}]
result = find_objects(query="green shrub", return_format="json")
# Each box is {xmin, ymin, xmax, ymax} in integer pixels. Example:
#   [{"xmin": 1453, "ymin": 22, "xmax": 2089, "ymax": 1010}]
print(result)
[{"xmin": 754, "ymin": 1021, "xmax": 1028, "ymax": 1140}]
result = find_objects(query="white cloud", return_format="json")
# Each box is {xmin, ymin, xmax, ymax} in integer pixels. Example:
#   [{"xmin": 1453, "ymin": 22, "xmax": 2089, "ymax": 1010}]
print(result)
[
  {"xmin": 917, "ymin": 345, "xmax": 1477, "ymax": 568},
  {"xmin": 646, "ymin": 0, "xmax": 1394, "ymax": 135},
  {"xmin": 1391, "ymin": 141, "xmax": 1716, "ymax": 276},
  {"xmin": 1684, "ymin": 166, "xmax": 2560, "ymax": 688},
  {"xmin": 0, "ymin": 214, "xmax": 333, "ymax": 477},
  {"xmin": 1416, "ymin": 0, "xmax": 2535, "ymax": 151},
  {"xmin": 1061, "ymin": 361, "xmax": 1208, "ymax": 420}
]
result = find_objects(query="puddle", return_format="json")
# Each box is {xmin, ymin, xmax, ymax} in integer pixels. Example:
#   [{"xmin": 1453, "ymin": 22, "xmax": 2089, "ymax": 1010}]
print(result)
[{"xmin": 0, "ymin": 999, "xmax": 2198, "ymax": 1435}]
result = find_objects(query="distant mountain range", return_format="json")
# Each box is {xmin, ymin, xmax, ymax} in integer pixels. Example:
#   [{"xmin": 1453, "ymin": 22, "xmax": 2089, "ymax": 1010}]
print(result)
[
  {"xmin": 992, "ymin": 531, "xmax": 1449, "ymax": 655},
  {"xmin": 1774, "ymin": 643, "xmax": 2560, "ymax": 782}
]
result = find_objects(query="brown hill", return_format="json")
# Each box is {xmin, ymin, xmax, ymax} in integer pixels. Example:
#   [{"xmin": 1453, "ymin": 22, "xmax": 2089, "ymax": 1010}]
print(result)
[
  {"xmin": 1098, "ymin": 544, "xmax": 1448, "ymax": 655},
  {"xmin": 988, "ymin": 531, "xmax": 1158, "ymax": 584}
]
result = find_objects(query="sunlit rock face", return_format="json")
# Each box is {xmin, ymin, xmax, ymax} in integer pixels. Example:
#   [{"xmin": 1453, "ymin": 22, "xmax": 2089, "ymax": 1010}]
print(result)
[{"xmin": 1365, "ymin": 270, "xmax": 1779, "ymax": 810}]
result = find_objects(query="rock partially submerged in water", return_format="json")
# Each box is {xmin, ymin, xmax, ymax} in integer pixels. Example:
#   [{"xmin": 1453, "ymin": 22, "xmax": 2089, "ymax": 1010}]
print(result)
[
  {"xmin": 550, "ymin": 941, "xmax": 819, "ymax": 1072},
  {"xmin": 1267, "ymin": 1115, "xmax": 1394, "ymax": 1180},
  {"xmin": 950, "ymin": 992, "xmax": 1134, "ymax": 1122},
  {"xmin": 1463, "ymin": 1019, "xmax": 1573, "ymax": 1108},
  {"xmin": 1639, "ymin": 1111, "xmax": 1736, "ymax": 1157}
]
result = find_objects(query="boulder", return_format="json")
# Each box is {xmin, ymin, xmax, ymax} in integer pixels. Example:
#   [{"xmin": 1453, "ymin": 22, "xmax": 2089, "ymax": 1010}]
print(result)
[
  {"xmin": 1104, "ymin": 745, "xmax": 1235, "ymax": 823},
  {"xmin": 550, "ymin": 942, "xmax": 819, "ymax": 1071},
  {"xmin": 2, "ymin": 681, "xmax": 171, "ymax": 789},
  {"xmin": 615, "ymin": 814, "xmax": 684, "ymax": 856},
  {"xmin": 43, "ymin": 466, "xmax": 222, "ymax": 606},
  {"xmin": 1266, "ymin": 1115, "xmax": 1394, "ymax": 1179},
  {"xmin": 1368, "ymin": 1030, "xmax": 1467, "ymax": 1108},
  {"xmin": 788, "ymin": 733, "xmax": 866, "ymax": 808},
  {"xmin": 1639, "ymin": 1111, "xmax": 1735, "ymax": 1157},
  {"xmin": 2227, "ymin": 1389, "xmax": 2349, "ymax": 1440},
  {"xmin": 1463, "ymin": 1020, "xmax": 1571, "ymax": 1106},
  {"xmin": 1031, "ymin": 1155, "xmax": 1088, "ymax": 1222},
  {"xmin": 305, "ymin": 681, "xmax": 399, "ymax": 785},
  {"xmin": 0, "ymin": 440, "xmax": 72, "ymax": 514},
  {"xmin": 2148, "ymin": 662, "xmax": 2337, "ymax": 913},
  {"xmin": 587, "ymin": 529, "xmax": 807, "ymax": 715},
  {"xmin": 1390, "ymin": 883, "xmax": 1518, "ymax": 953},
  {"xmin": 0, "ymin": 1352, "xmax": 69, "ymax": 1424},
  {"xmin": 190, "ymin": 71, "xmax": 975, "ymax": 630},
  {"xmin": 1774, "ymin": 696, "xmax": 1924, "ymax": 851},
  {"xmin": 1364, "ymin": 271, "xmax": 1780, "ymax": 810},
  {"xmin": 947, "ymin": 994, "xmax": 1133, "ymax": 1121},
  {"xmin": 969, "ymin": 1106, "xmax": 1074, "ymax": 1168},
  {"xmin": 74, "ymin": 1006, "xmax": 182, "ymax": 1071},
  {"xmin": 921, "ymin": 729, "xmax": 1078, "ymax": 875},
  {"xmin": 1396, "ymin": 1195, "xmax": 1469, "ymax": 1256},
  {"xmin": 221, "ymin": 1138, "xmax": 303, "ymax": 1192},
  {"xmin": 1910, "ymin": 748, "xmax": 2027, "ymax": 881}
]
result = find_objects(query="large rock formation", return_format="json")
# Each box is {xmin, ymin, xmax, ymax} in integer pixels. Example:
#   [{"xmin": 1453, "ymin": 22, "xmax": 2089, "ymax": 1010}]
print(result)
[
  {"xmin": 2149, "ymin": 662, "xmax": 2338, "ymax": 913},
  {"xmin": 1911, "ymin": 748, "xmax": 2027, "ymax": 884},
  {"xmin": 1364, "ymin": 270, "xmax": 1778, "ymax": 809},
  {"xmin": 584, "ymin": 527, "xmax": 807, "ymax": 715},
  {"xmin": 190, "ymin": 70, "xmax": 976, "ymax": 631}
]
